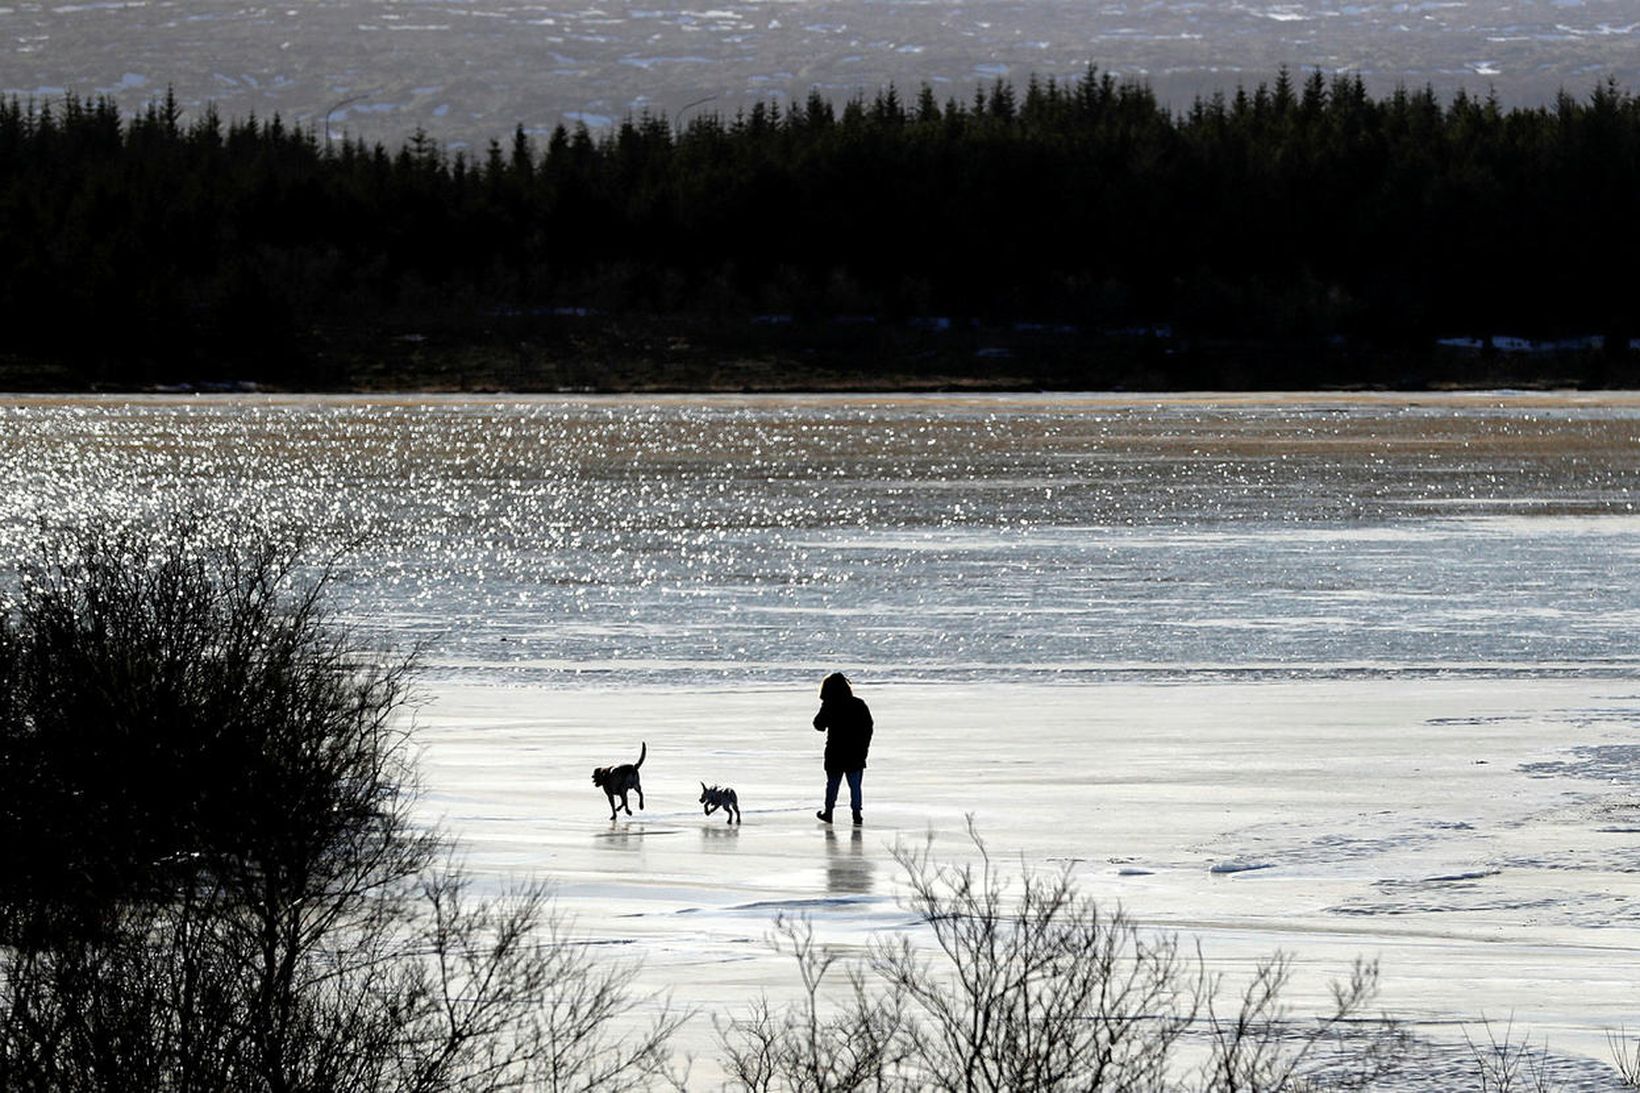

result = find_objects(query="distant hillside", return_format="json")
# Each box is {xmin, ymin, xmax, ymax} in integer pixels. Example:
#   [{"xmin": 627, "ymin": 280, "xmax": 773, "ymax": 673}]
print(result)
[{"xmin": 5, "ymin": 0, "xmax": 1638, "ymax": 146}]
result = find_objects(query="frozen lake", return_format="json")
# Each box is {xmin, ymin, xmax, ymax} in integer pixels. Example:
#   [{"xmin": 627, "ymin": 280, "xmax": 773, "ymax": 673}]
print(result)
[
  {"xmin": 417, "ymin": 678, "xmax": 1640, "ymax": 1087},
  {"xmin": 3, "ymin": 391, "xmax": 1640, "ymax": 1085}
]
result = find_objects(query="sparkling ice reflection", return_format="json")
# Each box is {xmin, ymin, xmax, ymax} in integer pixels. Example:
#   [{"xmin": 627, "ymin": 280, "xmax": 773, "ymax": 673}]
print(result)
[{"xmin": 2, "ymin": 392, "xmax": 1638, "ymax": 684}]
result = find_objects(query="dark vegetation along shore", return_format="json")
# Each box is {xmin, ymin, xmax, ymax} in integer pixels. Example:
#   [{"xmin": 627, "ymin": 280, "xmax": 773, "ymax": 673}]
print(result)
[{"xmin": 1, "ymin": 70, "xmax": 1638, "ymax": 392}]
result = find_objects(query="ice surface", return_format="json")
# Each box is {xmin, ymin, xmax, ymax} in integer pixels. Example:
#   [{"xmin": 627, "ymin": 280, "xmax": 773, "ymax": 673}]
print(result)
[
  {"xmin": 4, "ymin": 392, "xmax": 1640, "ymax": 1083},
  {"xmin": 414, "ymin": 677, "xmax": 1640, "ymax": 1082}
]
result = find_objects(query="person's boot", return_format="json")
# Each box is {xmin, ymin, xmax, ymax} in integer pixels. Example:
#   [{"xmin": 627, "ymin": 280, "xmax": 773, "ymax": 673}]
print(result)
[
  {"xmin": 852, "ymin": 810, "xmax": 863, "ymax": 826},
  {"xmin": 816, "ymin": 809, "xmax": 833, "ymax": 823}
]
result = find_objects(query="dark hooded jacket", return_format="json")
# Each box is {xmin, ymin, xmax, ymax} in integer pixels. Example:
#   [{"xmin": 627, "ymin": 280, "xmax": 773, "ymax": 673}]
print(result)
[{"xmin": 813, "ymin": 694, "xmax": 873, "ymax": 773}]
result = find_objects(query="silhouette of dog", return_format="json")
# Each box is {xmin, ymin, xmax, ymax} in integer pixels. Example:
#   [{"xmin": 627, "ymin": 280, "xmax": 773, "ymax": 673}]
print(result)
[
  {"xmin": 592, "ymin": 742, "xmax": 646, "ymax": 820},
  {"xmin": 699, "ymin": 782, "xmax": 741, "ymax": 824}
]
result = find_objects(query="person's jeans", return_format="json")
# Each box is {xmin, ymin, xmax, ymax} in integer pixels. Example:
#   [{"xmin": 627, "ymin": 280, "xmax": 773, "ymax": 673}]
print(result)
[{"xmin": 824, "ymin": 769, "xmax": 863, "ymax": 813}]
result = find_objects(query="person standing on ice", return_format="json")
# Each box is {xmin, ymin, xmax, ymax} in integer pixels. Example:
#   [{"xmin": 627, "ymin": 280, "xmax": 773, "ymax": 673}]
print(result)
[{"xmin": 813, "ymin": 672, "xmax": 873, "ymax": 825}]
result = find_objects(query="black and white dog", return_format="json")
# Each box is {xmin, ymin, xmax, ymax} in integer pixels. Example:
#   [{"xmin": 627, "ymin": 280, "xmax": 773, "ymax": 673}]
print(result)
[
  {"xmin": 699, "ymin": 782, "xmax": 741, "ymax": 824},
  {"xmin": 592, "ymin": 742, "xmax": 646, "ymax": 820}
]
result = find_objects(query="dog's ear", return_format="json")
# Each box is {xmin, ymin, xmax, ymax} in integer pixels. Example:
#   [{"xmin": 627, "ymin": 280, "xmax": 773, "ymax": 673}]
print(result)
[{"xmin": 701, "ymin": 781, "xmax": 707, "ymax": 791}]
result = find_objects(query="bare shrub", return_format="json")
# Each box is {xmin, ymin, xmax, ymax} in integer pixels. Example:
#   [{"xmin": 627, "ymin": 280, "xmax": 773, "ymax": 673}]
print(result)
[
  {"xmin": 873, "ymin": 823, "xmax": 1200, "ymax": 1092},
  {"xmin": 716, "ymin": 914, "xmax": 908, "ymax": 1092},
  {"xmin": 0, "ymin": 517, "xmax": 682, "ymax": 1092},
  {"xmin": 719, "ymin": 821, "xmax": 1402, "ymax": 1093},
  {"xmin": 0, "ymin": 517, "xmax": 426, "ymax": 946},
  {"xmin": 1199, "ymin": 952, "xmax": 1401, "ymax": 1093},
  {"xmin": 1611, "ymin": 1028, "xmax": 1640, "ymax": 1091},
  {"xmin": 1463, "ymin": 1018, "xmax": 1561, "ymax": 1093}
]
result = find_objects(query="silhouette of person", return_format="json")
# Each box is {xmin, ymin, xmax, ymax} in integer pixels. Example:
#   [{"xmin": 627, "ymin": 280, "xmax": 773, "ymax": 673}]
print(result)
[{"xmin": 813, "ymin": 672, "xmax": 873, "ymax": 825}]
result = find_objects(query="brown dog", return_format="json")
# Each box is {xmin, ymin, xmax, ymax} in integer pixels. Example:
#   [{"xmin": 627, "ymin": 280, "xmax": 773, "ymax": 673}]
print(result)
[{"xmin": 592, "ymin": 742, "xmax": 646, "ymax": 820}]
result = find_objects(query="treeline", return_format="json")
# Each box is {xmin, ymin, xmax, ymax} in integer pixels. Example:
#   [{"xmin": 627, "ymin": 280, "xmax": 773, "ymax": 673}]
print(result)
[{"xmin": 1, "ymin": 71, "xmax": 1637, "ymax": 389}]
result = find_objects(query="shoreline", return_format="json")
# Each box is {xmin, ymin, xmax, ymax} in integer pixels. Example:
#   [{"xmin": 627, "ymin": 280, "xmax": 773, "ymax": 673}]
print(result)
[
  {"xmin": 6, "ymin": 320, "xmax": 1637, "ymax": 397},
  {"xmin": 9, "ymin": 388, "xmax": 1640, "ymax": 412}
]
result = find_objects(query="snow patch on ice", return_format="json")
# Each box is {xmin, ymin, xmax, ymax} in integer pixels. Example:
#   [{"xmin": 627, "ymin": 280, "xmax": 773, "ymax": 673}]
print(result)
[
  {"xmin": 1522, "ymin": 744, "xmax": 1640, "ymax": 785},
  {"xmin": 1209, "ymin": 860, "xmax": 1276, "ymax": 874}
]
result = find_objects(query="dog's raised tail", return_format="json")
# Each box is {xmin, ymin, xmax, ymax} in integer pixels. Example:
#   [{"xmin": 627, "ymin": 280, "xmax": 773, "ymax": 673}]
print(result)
[{"xmin": 635, "ymin": 741, "xmax": 646, "ymax": 769}]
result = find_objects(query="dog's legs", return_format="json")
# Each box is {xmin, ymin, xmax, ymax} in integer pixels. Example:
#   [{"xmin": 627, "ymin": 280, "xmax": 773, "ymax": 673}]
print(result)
[
  {"xmin": 621, "ymin": 790, "xmax": 633, "ymax": 816},
  {"xmin": 636, "ymin": 786, "xmax": 645, "ymax": 811},
  {"xmin": 607, "ymin": 793, "xmax": 619, "ymax": 821}
]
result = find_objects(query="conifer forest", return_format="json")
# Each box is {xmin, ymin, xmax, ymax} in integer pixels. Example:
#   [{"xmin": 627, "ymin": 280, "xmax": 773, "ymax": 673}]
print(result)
[{"xmin": 1, "ymin": 69, "xmax": 1636, "ymax": 390}]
